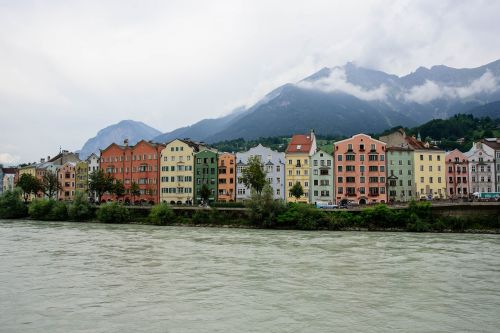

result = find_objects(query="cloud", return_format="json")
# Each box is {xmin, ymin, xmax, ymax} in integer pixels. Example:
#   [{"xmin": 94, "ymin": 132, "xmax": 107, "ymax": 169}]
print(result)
[
  {"xmin": 296, "ymin": 68, "xmax": 389, "ymax": 101},
  {"xmin": 404, "ymin": 71, "xmax": 499, "ymax": 103},
  {"xmin": 0, "ymin": 153, "xmax": 20, "ymax": 165}
]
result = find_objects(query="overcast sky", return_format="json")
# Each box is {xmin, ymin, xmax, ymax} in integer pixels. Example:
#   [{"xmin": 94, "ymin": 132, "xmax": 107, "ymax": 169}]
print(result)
[{"xmin": 1, "ymin": 0, "xmax": 500, "ymax": 164}]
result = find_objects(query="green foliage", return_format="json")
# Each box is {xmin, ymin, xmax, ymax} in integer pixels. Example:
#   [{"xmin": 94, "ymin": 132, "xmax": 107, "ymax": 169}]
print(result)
[
  {"xmin": 149, "ymin": 203, "xmax": 176, "ymax": 225},
  {"xmin": 200, "ymin": 184, "xmax": 211, "ymax": 203},
  {"xmin": 88, "ymin": 170, "xmax": 114, "ymax": 202},
  {"xmin": 17, "ymin": 173, "xmax": 42, "ymax": 202},
  {"xmin": 240, "ymin": 155, "xmax": 267, "ymax": 194},
  {"xmin": 245, "ymin": 184, "xmax": 286, "ymax": 227},
  {"xmin": 191, "ymin": 208, "xmax": 224, "ymax": 224},
  {"xmin": 41, "ymin": 170, "xmax": 61, "ymax": 199},
  {"xmin": 276, "ymin": 203, "xmax": 329, "ymax": 230},
  {"xmin": 68, "ymin": 192, "xmax": 93, "ymax": 221},
  {"xmin": 290, "ymin": 182, "xmax": 304, "ymax": 200},
  {"xmin": 130, "ymin": 182, "xmax": 140, "ymax": 202},
  {"xmin": 28, "ymin": 199, "xmax": 68, "ymax": 221},
  {"xmin": 113, "ymin": 179, "xmax": 126, "ymax": 199},
  {"xmin": 96, "ymin": 202, "xmax": 130, "ymax": 223},
  {"xmin": 0, "ymin": 189, "xmax": 28, "ymax": 218},
  {"xmin": 210, "ymin": 201, "xmax": 245, "ymax": 208}
]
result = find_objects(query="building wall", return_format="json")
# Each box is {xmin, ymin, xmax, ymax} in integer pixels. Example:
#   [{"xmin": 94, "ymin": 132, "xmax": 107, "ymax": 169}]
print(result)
[
  {"xmin": 235, "ymin": 145, "xmax": 285, "ymax": 201},
  {"xmin": 100, "ymin": 141, "xmax": 163, "ymax": 204},
  {"xmin": 75, "ymin": 161, "xmax": 89, "ymax": 194},
  {"xmin": 414, "ymin": 150, "xmax": 447, "ymax": 199},
  {"xmin": 18, "ymin": 165, "xmax": 38, "ymax": 201},
  {"xmin": 309, "ymin": 150, "xmax": 334, "ymax": 204},
  {"xmin": 217, "ymin": 153, "xmax": 236, "ymax": 202},
  {"xmin": 285, "ymin": 152, "xmax": 312, "ymax": 203},
  {"xmin": 386, "ymin": 149, "xmax": 416, "ymax": 202},
  {"xmin": 58, "ymin": 163, "xmax": 76, "ymax": 201},
  {"xmin": 159, "ymin": 139, "xmax": 198, "ymax": 204},
  {"xmin": 0, "ymin": 166, "xmax": 3, "ymax": 194},
  {"xmin": 465, "ymin": 142, "xmax": 496, "ymax": 194},
  {"xmin": 194, "ymin": 150, "xmax": 218, "ymax": 203},
  {"xmin": 445, "ymin": 150, "xmax": 469, "ymax": 198},
  {"xmin": 334, "ymin": 134, "xmax": 387, "ymax": 204},
  {"xmin": 86, "ymin": 153, "xmax": 100, "ymax": 202},
  {"xmin": 3, "ymin": 173, "xmax": 15, "ymax": 192}
]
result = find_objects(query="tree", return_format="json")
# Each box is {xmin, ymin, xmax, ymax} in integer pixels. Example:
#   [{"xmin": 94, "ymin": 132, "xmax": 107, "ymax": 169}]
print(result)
[
  {"xmin": 200, "ymin": 184, "xmax": 211, "ymax": 204},
  {"xmin": 17, "ymin": 173, "xmax": 42, "ymax": 202},
  {"xmin": 246, "ymin": 184, "xmax": 286, "ymax": 227},
  {"xmin": 241, "ymin": 155, "xmax": 267, "ymax": 194},
  {"xmin": 41, "ymin": 170, "xmax": 61, "ymax": 199},
  {"xmin": 113, "ymin": 179, "xmax": 126, "ymax": 200},
  {"xmin": 290, "ymin": 182, "xmax": 304, "ymax": 200},
  {"xmin": 88, "ymin": 170, "xmax": 114, "ymax": 202},
  {"xmin": 130, "ymin": 182, "xmax": 140, "ymax": 203}
]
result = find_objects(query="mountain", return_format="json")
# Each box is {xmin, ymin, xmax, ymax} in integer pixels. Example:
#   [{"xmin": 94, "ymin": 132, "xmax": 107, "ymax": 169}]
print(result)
[
  {"xmin": 153, "ymin": 59, "xmax": 500, "ymax": 143},
  {"xmin": 463, "ymin": 100, "xmax": 500, "ymax": 119},
  {"xmin": 79, "ymin": 120, "xmax": 162, "ymax": 159}
]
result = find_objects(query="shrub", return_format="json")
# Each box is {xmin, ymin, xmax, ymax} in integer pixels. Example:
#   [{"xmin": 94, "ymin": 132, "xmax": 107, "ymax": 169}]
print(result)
[
  {"xmin": 0, "ymin": 189, "xmax": 28, "ymax": 219},
  {"xmin": 28, "ymin": 199, "xmax": 68, "ymax": 221},
  {"xmin": 246, "ymin": 185, "xmax": 287, "ymax": 227},
  {"xmin": 68, "ymin": 192, "xmax": 92, "ymax": 221},
  {"xmin": 192, "ymin": 209, "xmax": 211, "ymax": 224},
  {"xmin": 406, "ymin": 213, "xmax": 430, "ymax": 232},
  {"xmin": 149, "ymin": 203, "xmax": 176, "ymax": 225},
  {"xmin": 277, "ymin": 203, "xmax": 327, "ymax": 230},
  {"xmin": 97, "ymin": 202, "xmax": 130, "ymax": 223},
  {"xmin": 28, "ymin": 199, "xmax": 55, "ymax": 220}
]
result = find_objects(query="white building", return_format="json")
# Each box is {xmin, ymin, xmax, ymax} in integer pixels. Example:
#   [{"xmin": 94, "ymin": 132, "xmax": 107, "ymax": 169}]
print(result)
[{"xmin": 465, "ymin": 142, "xmax": 496, "ymax": 194}]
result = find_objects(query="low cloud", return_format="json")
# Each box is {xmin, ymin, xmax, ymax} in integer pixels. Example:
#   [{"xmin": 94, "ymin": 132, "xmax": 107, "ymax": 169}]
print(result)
[
  {"xmin": 404, "ymin": 70, "xmax": 499, "ymax": 103},
  {"xmin": 0, "ymin": 153, "xmax": 20, "ymax": 165},
  {"xmin": 296, "ymin": 68, "xmax": 389, "ymax": 101}
]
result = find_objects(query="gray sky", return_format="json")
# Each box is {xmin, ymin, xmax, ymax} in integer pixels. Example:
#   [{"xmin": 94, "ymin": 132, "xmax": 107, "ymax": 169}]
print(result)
[{"xmin": 1, "ymin": 0, "xmax": 500, "ymax": 164}]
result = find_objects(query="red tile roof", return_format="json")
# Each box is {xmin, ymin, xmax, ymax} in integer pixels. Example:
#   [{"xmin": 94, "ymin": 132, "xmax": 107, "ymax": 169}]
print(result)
[{"xmin": 286, "ymin": 134, "xmax": 313, "ymax": 153}]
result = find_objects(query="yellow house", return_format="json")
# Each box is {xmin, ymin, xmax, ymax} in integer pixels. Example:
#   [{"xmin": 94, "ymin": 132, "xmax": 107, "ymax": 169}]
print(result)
[
  {"xmin": 285, "ymin": 131, "xmax": 317, "ymax": 203},
  {"xmin": 414, "ymin": 148, "xmax": 446, "ymax": 199},
  {"xmin": 18, "ymin": 163, "xmax": 38, "ymax": 201},
  {"xmin": 159, "ymin": 139, "xmax": 207, "ymax": 204}
]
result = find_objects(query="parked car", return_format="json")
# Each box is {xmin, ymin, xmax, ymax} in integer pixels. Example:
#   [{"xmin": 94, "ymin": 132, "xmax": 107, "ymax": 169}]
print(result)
[{"xmin": 315, "ymin": 201, "xmax": 338, "ymax": 209}]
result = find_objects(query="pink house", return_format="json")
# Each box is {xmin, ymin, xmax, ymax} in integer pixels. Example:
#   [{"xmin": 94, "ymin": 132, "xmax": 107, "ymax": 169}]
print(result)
[
  {"xmin": 445, "ymin": 149, "xmax": 468, "ymax": 198},
  {"xmin": 334, "ymin": 134, "xmax": 387, "ymax": 205}
]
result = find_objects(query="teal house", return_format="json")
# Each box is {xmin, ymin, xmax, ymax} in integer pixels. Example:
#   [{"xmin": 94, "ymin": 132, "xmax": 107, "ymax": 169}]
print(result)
[{"xmin": 194, "ymin": 150, "xmax": 218, "ymax": 204}]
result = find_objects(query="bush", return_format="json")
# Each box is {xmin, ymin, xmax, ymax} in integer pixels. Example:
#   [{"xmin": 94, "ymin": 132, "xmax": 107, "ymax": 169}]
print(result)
[
  {"xmin": 97, "ymin": 202, "xmax": 130, "ymax": 223},
  {"xmin": 28, "ymin": 199, "xmax": 68, "ymax": 221},
  {"xmin": 149, "ymin": 203, "xmax": 176, "ymax": 225},
  {"xmin": 0, "ymin": 189, "xmax": 28, "ymax": 219},
  {"xmin": 246, "ymin": 185, "xmax": 287, "ymax": 227},
  {"xmin": 277, "ymin": 203, "xmax": 327, "ymax": 230},
  {"xmin": 406, "ymin": 213, "xmax": 430, "ymax": 232},
  {"xmin": 68, "ymin": 192, "xmax": 93, "ymax": 221}
]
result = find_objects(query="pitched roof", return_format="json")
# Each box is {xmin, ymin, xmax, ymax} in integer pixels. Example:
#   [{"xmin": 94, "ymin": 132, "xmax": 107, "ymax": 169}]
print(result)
[
  {"xmin": 286, "ymin": 134, "xmax": 313, "ymax": 153},
  {"xmin": 1, "ymin": 167, "xmax": 17, "ymax": 174},
  {"xmin": 481, "ymin": 138, "xmax": 500, "ymax": 150}
]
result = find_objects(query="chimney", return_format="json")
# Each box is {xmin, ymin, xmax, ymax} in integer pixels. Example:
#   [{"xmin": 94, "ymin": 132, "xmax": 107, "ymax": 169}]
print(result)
[
  {"xmin": 47, "ymin": 156, "xmax": 50, "ymax": 161},
  {"xmin": 40, "ymin": 158, "xmax": 45, "ymax": 163},
  {"xmin": 124, "ymin": 139, "xmax": 129, "ymax": 147}
]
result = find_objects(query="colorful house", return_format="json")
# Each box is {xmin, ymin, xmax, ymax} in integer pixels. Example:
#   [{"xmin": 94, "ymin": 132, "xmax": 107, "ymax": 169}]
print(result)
[
  {"xmin": 481, "ymin": 138, "xmax": 500, "ymax": 192},
  {"xmin": 159, "ymin": 139, "xmax": 207, "ymax": 205},
  {"xmin": 100, "ymin": 140, "xmax": 164, "ymax": 204},
  {"xmin": 217, "ymin": 153, "xmax": 236, "ymax": 202},
  {"xmin": 236, "ymin": 144, "xmax": 285, "ymax": 201},
  {"xmin": 17, "ymin": 163, "xmax": 38, "ymax": 201},
  {"xmin": 385, "ymin": 147, "xmax": 415, "ymax": 202},
  {"xmin": 194, "ymin": 150, "xmax": 218, "ymax": 204},
  {"xmin": 75, "ymin": 161, "xmax": 89, "ymax": 195},
  {"xmin": 465, "ymin": 142, "xmax": 496, "ymax": 194},
  {"xmin": 309, "ymin": 150, "xmax": 334, "ymax": 204},
  {"xmin": 2, "ymin": 167, "xmax": 17, "ymax": 193},
  {"xmin": 445, "ymin": 149, "xmax": 469, "ymax": 198},
  {"xmin": 334, "ymin": 134, "xmax": 387, "ymax": 205},
  {"xmin": 285, "ymin": 131, "xmax": 317, "ymax": 203},
  {"xmin": 58, "ymin": 162, "xmax": 76, "ymax": 201}
]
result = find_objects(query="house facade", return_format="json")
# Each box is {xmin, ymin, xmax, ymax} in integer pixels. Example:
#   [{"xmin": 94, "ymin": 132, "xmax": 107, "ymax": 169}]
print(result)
[
  {"xmin": 386, "ymin": 147, "xmax": 415, "ymax": 202},
  {"xmin": 309, "ymin": 150, "xmax": 334, "ymax": 204},
  {"xmin": 236, "ymin": 144, "xmax": 285, "ymax": 201},
  {"xmin": 58, "ymin": 162, "xmax": 76, "ymax": 201},
  {"xmin": 75, "ymin": 161, "xmax": 89, "ymax": 194},
  {"xmin": 100, "ymin": 140, "xmax": 164, "ymax": 204},
  {"xmin": 285, "ymin": 131, "xmax": 317, "ymax": 203},
  {"xmin": 217, "ymin": 153, "xmax": 236, "ymax": 202},
  {"xmin": 445, "ymin": 149, "xmax": 469, "ymax": 198},
  {"xmin": 481, "ymin": 138, "xmax": 500, "ymax": 192},
  {"xmin": 465, "ymin": 142, "xmax": 496, "ymax": 194},
  {"xmin": 194, "ymin": 150, "xmax": 218, "ymax": 203},
  {"xmin": 159, "ymin": 139, "xmax": 206, "ymax": 204},
  {"xmin": 334, "ymin": 134, "xmax": 387, "ymax": 205},
  {"xmin": 2, "ymin": 168, "xmax": 17, "ymax": 193}
]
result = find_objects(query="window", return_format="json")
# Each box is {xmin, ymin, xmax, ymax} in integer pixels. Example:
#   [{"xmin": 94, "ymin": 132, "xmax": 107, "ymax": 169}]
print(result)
[
  {"xmin": 337, "ymin": 155, "xmax": 342, "ymax": 161},
  {"xmin": 429, "ymin": 155, "xmax": 432, "ymax": 161},
  {"xmin": 346, "ymin": 165, "xmax": 355, "ymax": 172},
  {"xmin": 368, "ymin": 154, "xmax": 378, "ymax": 161},
  {"xmin": 346, "ymin": 154, "xmax": 355, "ymax": 161},
  {"xmin": 420, "ymin": 155, "xmax": 423, "ymax": 161},
  {"xmin": 337, "ymin": 177, "xmax": 343, "ymax": 183}
]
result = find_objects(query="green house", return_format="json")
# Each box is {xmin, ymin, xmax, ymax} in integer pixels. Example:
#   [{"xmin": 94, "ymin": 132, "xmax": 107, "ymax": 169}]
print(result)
[
  {"xmin": 194, "ymin": 150, "xmax": 218, "ymax": 204},
  {"xmin": 386, "ymin": 147, "xmax": 416, "ymax": 202}
]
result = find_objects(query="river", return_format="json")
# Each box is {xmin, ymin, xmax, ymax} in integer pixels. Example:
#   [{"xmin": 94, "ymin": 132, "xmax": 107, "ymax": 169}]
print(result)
[{"xmin": 0, "ymin": 220, "xmax": 499, "ymax": 333}]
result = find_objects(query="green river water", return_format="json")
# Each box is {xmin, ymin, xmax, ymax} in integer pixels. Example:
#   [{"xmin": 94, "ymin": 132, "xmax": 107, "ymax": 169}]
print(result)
[{"xmin": 0, "ymin": 220, "xmax": 499, "ymax": 332}]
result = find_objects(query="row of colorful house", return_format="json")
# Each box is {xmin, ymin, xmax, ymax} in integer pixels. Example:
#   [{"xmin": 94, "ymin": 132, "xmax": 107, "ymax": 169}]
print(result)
[{"xmin": 2, "ymin": 130, "xmax": 500, "ymax": 204}]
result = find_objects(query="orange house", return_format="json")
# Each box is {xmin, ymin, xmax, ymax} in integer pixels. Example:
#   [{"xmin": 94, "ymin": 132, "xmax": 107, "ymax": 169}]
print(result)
[
  {"xmin": 58, "ymin": 162, "xmax": 76, "ymax": 201},
  {"xmin": 334, "ymin": 134, "xmax": 387, "ymax": 205},
  {"xmin": 217, "ymin": 153, "xmax": 236, "ymax": 201},
  {"xmin": 100, "ymin": 140, "xmax": 165, "ymax": 204}
]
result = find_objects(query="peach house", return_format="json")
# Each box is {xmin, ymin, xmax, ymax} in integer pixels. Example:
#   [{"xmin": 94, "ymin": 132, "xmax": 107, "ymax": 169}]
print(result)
[
  {"xmin": 334, "ymin": 134, "xmax": 387, "ymax": 205},
  {"xmin": 445, "ymin": 149, "xmax": 469, "ymax": 198}
]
